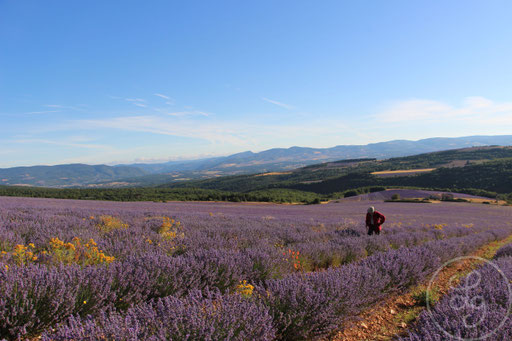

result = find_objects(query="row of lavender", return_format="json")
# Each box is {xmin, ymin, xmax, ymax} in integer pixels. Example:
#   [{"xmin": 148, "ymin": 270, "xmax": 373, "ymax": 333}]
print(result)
[
  {"xmin": 401, "ymin": 243, "xmax": 512, "ymax": 340},
  {"xmin": 1, "ymin": 197, "xmax": 512, "ymax": 339},
  {"xmin": 30, "ymin": 228, "xmax": 510, "ymax": 340}
]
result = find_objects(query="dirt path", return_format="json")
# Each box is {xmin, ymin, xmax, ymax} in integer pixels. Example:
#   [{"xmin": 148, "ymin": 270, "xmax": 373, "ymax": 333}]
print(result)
[{"xmin": 332, "ymin": 234, "xmax": 512, "ymax": 341}]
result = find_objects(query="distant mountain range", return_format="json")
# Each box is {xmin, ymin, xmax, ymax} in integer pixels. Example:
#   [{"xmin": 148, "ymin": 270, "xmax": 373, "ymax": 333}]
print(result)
[
  {"xmin": 127, "ymin": 135, "xmax": 512, "ymax": 174},
  {"xmin": 0, "ymin": 164, "xmax": 146, "ymax": 187},
  {"xmin": 2, "ymin": 135, "xmax": 512, "ymax": 187},
  {"xmin": 164, "ymin": 145, "xmax": 512, "ymax": 195}
]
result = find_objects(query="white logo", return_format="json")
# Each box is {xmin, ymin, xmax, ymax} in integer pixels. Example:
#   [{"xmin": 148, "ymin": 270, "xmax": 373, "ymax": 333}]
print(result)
[{"xmin": 426, "ymin": 256, "xmax": 512, "ymax": 341}]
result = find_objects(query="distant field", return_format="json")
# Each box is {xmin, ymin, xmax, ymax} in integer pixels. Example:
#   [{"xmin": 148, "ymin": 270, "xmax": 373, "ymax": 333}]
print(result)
[
  {"xmin": 340, "ymin": 189, "xmax": 490, "ymax": 202},
  {"xmin": 371, "ymin": 168, "xmax": 436, "ymax": 177},
  {"xmin": 255, "ymin": 171, "xmax": 292, "ymax": 177}
]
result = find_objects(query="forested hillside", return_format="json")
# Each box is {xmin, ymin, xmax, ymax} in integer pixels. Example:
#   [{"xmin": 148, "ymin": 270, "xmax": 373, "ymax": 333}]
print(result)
[
  {"xmin": 0, "ymin": 164, "xmax": 147, "ymax": 187},
  {"xmin": 164, "ymin": 147, "xmax": 512, "ymax": 195},
  {"xmin": 292, "ymin": 158, "xmax": 512, "ymax": 196},
  {"xmin": 1, "ymin": 147, "xmax": 512, "ymax": 204}
]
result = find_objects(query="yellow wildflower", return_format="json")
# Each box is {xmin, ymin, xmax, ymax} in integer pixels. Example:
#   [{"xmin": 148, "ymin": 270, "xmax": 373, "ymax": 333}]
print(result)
[{"xmin": 236, "ymin": 280, "xmax": 254, "ymax": 297}]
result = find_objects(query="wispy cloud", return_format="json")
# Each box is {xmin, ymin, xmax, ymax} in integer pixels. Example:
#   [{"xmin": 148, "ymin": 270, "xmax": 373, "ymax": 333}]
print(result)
[
  {"xmin": 110, "ymin": 97, "xmax": 149, "ymax": 108},
  {"xmin": 60, "ymin": 113, "xmax": 352, "ymax": 150},
  {"xmin": 25, "ymin": 110, "xmax": 60, "ymax": 115},
  {"xmin": 167, "ymin": 111, "xmax": 210, "ymax": 117},
  {"xmin": 374, "ymin": 96, "xmax": 512, "ymax": 125},
  {"xmin": 154, "ymin": 93, "xmax": 170, "ymax": 100},
  {"xmin": 73, "ymin": 115, "xmax": 246, "ymax": 145},
  {"xmin": 154, "ymin": 93, "xmax": 176, "ymax": 105},
  {"xmin": 261, "ymin": 97, "xmax": 294, "ymax": 110},
  {"xmin": 44, "ymin": 104, "xmax": 85, "ymax": 112}
]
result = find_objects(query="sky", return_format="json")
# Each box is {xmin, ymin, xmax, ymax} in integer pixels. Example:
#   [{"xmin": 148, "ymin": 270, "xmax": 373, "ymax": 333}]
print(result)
[{"xmin": 1, "ymin": 0, "xmax": 512, "ymax": 167}]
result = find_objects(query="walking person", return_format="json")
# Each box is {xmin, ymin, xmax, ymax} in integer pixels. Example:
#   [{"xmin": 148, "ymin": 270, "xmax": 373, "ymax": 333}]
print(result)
[{"xmin": 366, "ymin": 206, "xmax": 385, "ymax": 235}]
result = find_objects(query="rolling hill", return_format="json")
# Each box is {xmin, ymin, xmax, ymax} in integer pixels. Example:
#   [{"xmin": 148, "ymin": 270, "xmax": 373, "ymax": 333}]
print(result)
[
  {"xmin": 124, "ymin": 135, "xmax": 512, "ymax": 175},
  {"xmin": 0, "ymin": 164, "xmax": 147, "ymax": 187},
  {"xmin": 161, "ymin": 146, "xmax": 512, "ymax": 194},
  {"xmin": 103, "ymin": 135, "xmax": 512, "ymax": 187},
  {"xmin": 3, "ymin": 145, "xmax": 511, "ymax": 205},
  {"xmin": 2, "ymin": 135, "xmax": 512, "ymax": 188}
]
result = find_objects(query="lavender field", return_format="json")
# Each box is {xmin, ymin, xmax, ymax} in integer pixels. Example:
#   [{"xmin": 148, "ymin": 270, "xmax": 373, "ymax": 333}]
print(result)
[
  {"xmin": 402, "ymin": 242, "xmax": 512, "ymax": 341},
  {"xmin": 1, "ymin": 196, "xmax": 512, "ymax": 340}
]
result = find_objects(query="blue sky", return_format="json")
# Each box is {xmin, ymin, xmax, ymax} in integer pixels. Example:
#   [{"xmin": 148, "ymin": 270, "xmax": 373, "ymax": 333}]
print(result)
[{"xmin": 1, "ymin": 0, "xmax": 512, "ymax": 167}]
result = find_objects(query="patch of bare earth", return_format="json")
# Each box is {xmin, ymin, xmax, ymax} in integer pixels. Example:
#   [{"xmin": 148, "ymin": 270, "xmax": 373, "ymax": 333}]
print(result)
[
  {"xmin": 331, "ymin": 234, "xmax": 512, "ymax": 341},
  {"xmin": 254, "ymin": 171, "xmax": 292, "ymax": 177},
  {"xmin": 370, "ymin": 169, "xmax": 435, "ymax": 178}
]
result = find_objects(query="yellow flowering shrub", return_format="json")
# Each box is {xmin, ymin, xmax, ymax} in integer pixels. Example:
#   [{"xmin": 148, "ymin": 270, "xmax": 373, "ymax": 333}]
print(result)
[
  {"xmin": 236, "ymin": 280, "xmax": 254, "ymax": 298},
  {"xmin": 96, "ymin": 215, "xmax": 129, "ymax": 233},
  {"xmin": 0, "ymin": 238, "xmax": 116, "ymax": 267},
  {"xmin": 159, "ymin": 217, "xmax": 184, "ymax": 241},
  {"xmin": 49, "ymin": 237, "xmax": 114, "ymax": 265},
  {"xmin": 424, "ymin": 223, "xmax": 448, "ymax": 230},
  {"xmin": 11, "ymin": 244, "xmax": 38, "ymax": 265}
]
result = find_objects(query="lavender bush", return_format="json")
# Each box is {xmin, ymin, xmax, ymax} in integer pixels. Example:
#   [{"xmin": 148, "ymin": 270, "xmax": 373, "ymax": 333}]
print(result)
[
  {"xmin": 402, "ymin": 244, "xmax": 512, "ymax": 340},
  {"xmin": 494, "ymin": 242, "xmax": 512, "ymax": 259},
  {"xmin": 42, "ymin": 290, "xmax": 276, "ymax": 341},
  {"xmin": 0, "ymin": 264, "xmax": 79, "ymax": 339}
]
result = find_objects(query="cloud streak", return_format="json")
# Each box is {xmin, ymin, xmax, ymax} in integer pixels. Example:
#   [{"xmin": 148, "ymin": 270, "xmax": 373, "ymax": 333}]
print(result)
[
  {"xmin": 58, "ymin": 112, "xmax": 353, "ymax": 152},
  {"xmin": 25, "ymin": 110, "xmax": 60, "ymax": 115},
  {"xmin": 154, "ymin": 93, "xmax": 175, "ymax": 105},
  {"xmin": 261, "ymin": 97, "xmax": 294, "ymax": 110},
  {"xmin": 44, "ymin": 104, "xmax": 86, "ymax": 112},
  {"xmin": 167, "ymin": 111, "xmax": 210, "ymax": 117},
  {"xmin": 374, "ymin": 96, "xmax": 512, "ymax": 125},
  {"xmin": 73, "ymin": 115, "xmax": 246, "ymax": 145},
  {"xmin": 154, "ymin": 93, "xmax": 170, "ymax": 100}
]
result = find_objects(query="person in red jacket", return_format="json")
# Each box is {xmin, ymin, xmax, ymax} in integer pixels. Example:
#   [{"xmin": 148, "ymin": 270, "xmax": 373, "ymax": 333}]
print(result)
[{"xmin": 366, "ymin": 206, "xmax": 385, "ymax": 235}]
